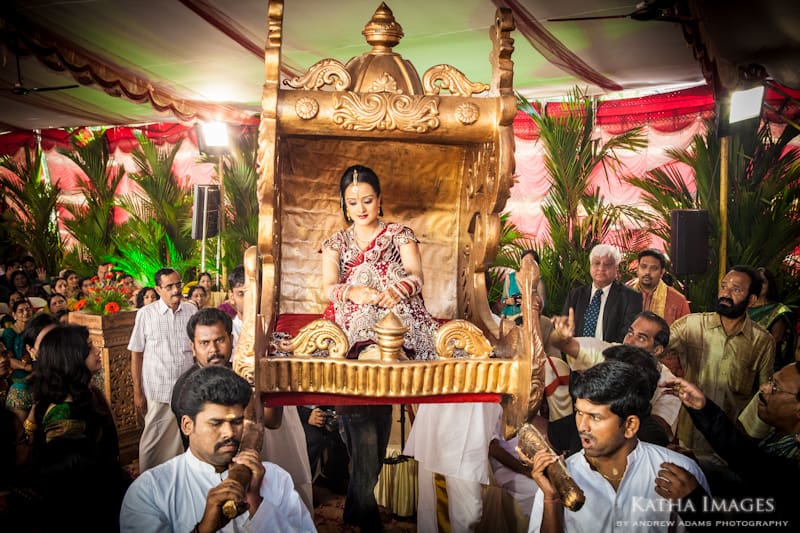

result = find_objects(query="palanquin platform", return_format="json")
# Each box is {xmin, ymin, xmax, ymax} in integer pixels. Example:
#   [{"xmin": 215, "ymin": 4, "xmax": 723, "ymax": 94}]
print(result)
[{"xmin": 233, "ymin": 1, "xmax": 548, "ymax": 433}]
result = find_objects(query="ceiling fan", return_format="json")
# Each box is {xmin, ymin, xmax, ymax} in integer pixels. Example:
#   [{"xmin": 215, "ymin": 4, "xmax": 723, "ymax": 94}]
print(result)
[
  {"xmin": 546, "ymin": 1, "xmax": 693, "ymax": 24},
  {"xmin": 6, "ymin": 54, "xmax": 79, "ymax": 96}
]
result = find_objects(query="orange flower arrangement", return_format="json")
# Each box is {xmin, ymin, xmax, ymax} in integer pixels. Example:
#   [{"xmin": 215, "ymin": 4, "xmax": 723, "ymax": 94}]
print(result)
[{"xmin": 68, "ymin": 266, "xmax": 132, "ymax": 315}]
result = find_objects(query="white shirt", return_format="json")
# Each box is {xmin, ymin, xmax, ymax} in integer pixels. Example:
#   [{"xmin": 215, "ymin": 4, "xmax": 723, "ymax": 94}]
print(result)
[
  {"xmin": 120, "ymin": 450, "xmax": 316, "ymax": 533},
  {"xmin": 404, "ymin": 402, "xmax": 502, "ymax": 484},
  {"xmin": 128, "ymin": 299, "xmax": 197, "ymax": 403},
  {"xmin": 528, "ymin": 442, "xmax": 709, "ymax": 533},
  {"xmin": 232, "ymin": 314, "xmax": 243, "ymax": 348}
]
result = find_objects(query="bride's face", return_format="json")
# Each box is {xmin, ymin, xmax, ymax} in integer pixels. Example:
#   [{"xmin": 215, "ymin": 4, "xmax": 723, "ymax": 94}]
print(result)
[{"xmin": 345, "ymin": 182, "xmax": 380, "ymax": 227}]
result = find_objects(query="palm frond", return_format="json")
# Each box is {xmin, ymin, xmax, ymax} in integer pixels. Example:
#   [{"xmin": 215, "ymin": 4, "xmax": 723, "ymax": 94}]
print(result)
[{"xmin": 0, "ymin": 147, "xmax": 64, "ymax": 272}]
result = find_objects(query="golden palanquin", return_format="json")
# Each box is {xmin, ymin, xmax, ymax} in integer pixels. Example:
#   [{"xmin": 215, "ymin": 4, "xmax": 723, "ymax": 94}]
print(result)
[{"xmin": 234, "ymin": 1, "xmax": 547, "ymax": 430}]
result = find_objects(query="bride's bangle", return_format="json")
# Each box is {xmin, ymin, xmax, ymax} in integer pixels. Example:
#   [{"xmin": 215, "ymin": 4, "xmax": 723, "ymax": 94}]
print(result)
[{"xmin": 328, "ymin": 283, "xmax": 353, "ymax": 304}]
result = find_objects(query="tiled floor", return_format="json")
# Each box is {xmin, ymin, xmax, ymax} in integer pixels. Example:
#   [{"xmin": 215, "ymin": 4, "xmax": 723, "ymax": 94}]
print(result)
[{"xmin": 313, "ymin": 484, "xmax": 417, "ymax": 532}]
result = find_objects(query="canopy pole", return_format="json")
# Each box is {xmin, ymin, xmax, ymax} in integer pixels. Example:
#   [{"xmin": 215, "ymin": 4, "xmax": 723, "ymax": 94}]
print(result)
[{"xmin": 718, "ymin": 135, "xmax": 729, "ymax": 285}]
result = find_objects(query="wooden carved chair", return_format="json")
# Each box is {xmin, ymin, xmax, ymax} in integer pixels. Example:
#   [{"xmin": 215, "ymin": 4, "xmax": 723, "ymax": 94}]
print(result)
[{"xmin": 233, "ymin": 1, "xmax": 546, "ymax": 434}]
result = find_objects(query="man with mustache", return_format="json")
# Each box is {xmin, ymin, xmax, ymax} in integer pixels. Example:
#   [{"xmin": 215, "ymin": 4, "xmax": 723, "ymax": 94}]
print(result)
[
  {"xmin": 129, "ymin": 267, "xmax": 198, "ymax": 473},
  {"xmin": 627, "ymin": 249, "xmax": 690, "ymax": 326},
  {"xmin": 664, "ymin": 362, "xmax": 800, "ymax": 526},
  {"xmin": 549, "ymin": 311, "xmax": 681, "ymax": 443},
  {"xmin": 667, "ymin": 265, "xmax": 774, "ymax": 489},
  {"xmin": 522, "ymin": 360, "xmax": 709, "ymax": 533},
  {"xmin": 121, "ymin": 366, "xmax": 315, "ymax": 532},
  {"xmin": 183, "ymin": 296, "xmax": 314, "ymax": 510},
  {"xmin": 187, "ymin": 307, "xmax": 237, "ymax": 368},
  {"xmin": 171, "ymin": 308, "xmax": 282, "ymax": 447}
]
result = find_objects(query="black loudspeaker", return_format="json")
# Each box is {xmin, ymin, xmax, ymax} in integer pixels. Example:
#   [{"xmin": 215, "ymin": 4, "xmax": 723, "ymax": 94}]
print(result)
[
  {"xmin": 191, "ymin": 184, "xmax": 220, "ymax": 239},
  {"xmin": 670, "ymin": 209, "xmax": 709, "ymax": 275}
]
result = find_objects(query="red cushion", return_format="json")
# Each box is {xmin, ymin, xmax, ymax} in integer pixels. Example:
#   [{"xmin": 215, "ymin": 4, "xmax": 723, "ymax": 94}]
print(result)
[{"xmin": 275, "ymin": 313, "xmax": 323, "ymax": 337}]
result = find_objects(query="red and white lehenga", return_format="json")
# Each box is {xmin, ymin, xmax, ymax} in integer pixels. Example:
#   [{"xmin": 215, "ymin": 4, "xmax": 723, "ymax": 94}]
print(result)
[{"xmin": 322, "ymin": 221, "xmax": 440, "ymax": 359}]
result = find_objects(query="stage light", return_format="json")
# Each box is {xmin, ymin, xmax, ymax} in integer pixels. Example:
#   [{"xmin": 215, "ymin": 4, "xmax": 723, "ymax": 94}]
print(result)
[
  {"xmin": 196, "ymin": 121, "xmax": 230, "ymax": 155},
  {"xmin": 729, "ymin": 85, "xmax": 765, "ymax": 124}
]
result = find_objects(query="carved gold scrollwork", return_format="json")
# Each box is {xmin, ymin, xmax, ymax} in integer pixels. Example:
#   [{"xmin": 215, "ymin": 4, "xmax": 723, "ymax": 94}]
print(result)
[
  {"xmin": 422, "ymin": 64, "xmax": 490, "ymax": 96},
  {"xmin": 332, "ymin": 92, "xmax": 440, "ymax": 132},
  {"xmin": 435, "ymin": 319, "xmax": 493, "ymax": 359},
  {"xmin": 283, "ymin": 58, "xmax": 351, "ymax": 91},
  {"xmin": 289, "ymin": 319, "xmax": 349, "ymax": 359}
]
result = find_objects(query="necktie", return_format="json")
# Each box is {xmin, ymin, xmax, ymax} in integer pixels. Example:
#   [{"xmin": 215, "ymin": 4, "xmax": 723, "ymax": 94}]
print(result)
[{"xmin": 582, "ymin": 289, "xmax": 603, "ymax": 337}]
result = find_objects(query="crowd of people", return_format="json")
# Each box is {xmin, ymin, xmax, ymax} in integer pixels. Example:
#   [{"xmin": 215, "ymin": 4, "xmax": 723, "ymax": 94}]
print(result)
[{"xmin": 1, "ymin": 162, "xmax": 798, "ymax": 532}]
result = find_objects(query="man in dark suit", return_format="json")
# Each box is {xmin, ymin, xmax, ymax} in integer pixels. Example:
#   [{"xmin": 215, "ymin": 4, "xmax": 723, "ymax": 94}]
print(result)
[{"xmin": 561, "ymin": 244, "xmax": 641, "ymax": 343}]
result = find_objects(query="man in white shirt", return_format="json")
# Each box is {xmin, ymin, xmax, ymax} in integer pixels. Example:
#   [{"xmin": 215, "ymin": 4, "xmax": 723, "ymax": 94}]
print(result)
[
  {"xmin": 226, "ymin": 265, "xmax": 246, "ymax": 345},
  {"xmin": 129, "ymin": 267, "xmax": 198, "ymax": 472},
  {"xmin": 522, "ymin": 360, "xmax": 709, "ymax": 533},
  {"xmin": 120, "ymin": 365, "xmax": 315, "ymax": 533}
]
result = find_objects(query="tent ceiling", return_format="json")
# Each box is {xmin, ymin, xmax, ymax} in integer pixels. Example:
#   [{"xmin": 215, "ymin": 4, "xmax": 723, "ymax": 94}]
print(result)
[{"xmin": 0, "ymin": 0, "xmax": 797, "ymax": 132}]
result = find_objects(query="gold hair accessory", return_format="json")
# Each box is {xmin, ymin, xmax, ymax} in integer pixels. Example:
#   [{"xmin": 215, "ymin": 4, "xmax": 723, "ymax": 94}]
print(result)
[{"xmin": 352, "ymin": 169, "xmax": 359, "ymax": 193}]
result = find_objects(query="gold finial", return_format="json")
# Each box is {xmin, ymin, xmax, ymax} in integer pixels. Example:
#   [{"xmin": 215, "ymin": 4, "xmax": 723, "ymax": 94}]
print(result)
[{"xmin": 362, "ymin": 3, "xmax": 404, "ymax": 54}]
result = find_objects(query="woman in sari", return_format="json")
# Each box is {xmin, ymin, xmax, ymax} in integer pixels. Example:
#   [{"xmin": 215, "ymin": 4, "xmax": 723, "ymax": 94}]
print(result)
[
  {"xmin": 499, "ymin": 249, "xmax": 546, "ymax": 324},
  {"xmin": 321, "ymin": 164, "xmax": 440, "ymax": 531},
  {"xmin": 321, "ymin": 164, "xmax": 440, "ymax": 360},
  {"xmin": 3, "ymin": 299, "xmax": 34, "ymax": 426},
  {"xmin": 26, "ymin": 325, "xmax": 128, "ymax": 531},
  {"xmin": 748, "ymin": 267, "xmax": 797, "ymax": 370}
]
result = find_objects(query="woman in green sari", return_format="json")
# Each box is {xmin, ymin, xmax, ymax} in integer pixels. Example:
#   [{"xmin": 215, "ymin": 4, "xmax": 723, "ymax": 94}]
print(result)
[
  {"xmin": 748, "ymin": 267, "xmax": 796, "ymax": 371},
  {"xmin": 26, "ymin": 325, "xmax": 129, "ymax": 531}
]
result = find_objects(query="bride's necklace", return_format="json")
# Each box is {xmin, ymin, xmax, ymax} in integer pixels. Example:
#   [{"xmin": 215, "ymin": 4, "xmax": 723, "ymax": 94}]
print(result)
[
  {"xmin": 353, "ymin": 223, "xmax": 381, "ymax": 246},
  {"xmin": 587, "ymin": 456, "xmax": 625, "ymax": 482}
]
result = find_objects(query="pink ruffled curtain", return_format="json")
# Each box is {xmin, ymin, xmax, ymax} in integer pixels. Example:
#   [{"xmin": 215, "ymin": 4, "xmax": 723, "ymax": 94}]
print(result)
[
  {"xmin": 507, "ymin": 86, "xmax": 715, "ymax": 243},
  {"xmin": 4, "ymin": 84, "xmax": 799, "ymax": 249}
]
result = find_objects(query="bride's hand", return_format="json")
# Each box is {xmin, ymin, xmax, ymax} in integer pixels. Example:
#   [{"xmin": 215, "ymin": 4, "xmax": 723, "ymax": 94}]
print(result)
[
  {"xmin": 375, "ymin": 289, "xmax": 401, "ymax": 309},
  {"xmin": 349, "ymin": 286, "xmax": 381, "ymax": 305}
]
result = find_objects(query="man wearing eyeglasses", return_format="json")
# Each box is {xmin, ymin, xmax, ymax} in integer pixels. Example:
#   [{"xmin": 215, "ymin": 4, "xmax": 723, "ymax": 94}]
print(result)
[
  {"xmin": 129, "ymin": 267, "xmax": 198, "ymax": 473},
  {"xmin": 664, "ymin": 361, "xmax": 799, "ymax": 527},
  {"xmin": 667, "ymin": 265, "xmax": 774, "ymax": 492}
]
